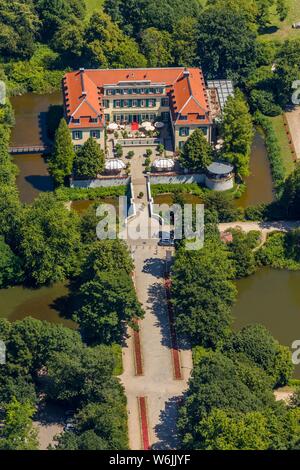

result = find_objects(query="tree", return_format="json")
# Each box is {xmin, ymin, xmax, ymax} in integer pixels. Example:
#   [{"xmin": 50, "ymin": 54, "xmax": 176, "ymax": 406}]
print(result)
[
  {"xmin": 141, "ymin": 28, "xmax": 173, "ymax": 67},
  {"xmin": 177, "ymin": 351, "xmax": 275, "ymax": 449},
  {"xmin": 227, "ymin": 229, "xmax": 257, "ymax": 278},
  {"xmin": 75, "ymin": 270, "xmax": 143, "ymax": 343},
  {"xmin": 196, "ymin": 4, "xmax": 258, "ymax": 82},
  {"xmin": 172, "ymin": 17, "xmax": 198, "ymax": 67},
  {"xmin": 171, "ymin": 240, "xmax": 236, "ymax": 347},
  {"xmin": 73, "ymin": 137, "xmax": 104, "ymax": 178},
  {"xmin": 197, "ymin": 408, "xmax": 270, "ymax": 450},
  {"xmin": 0, "ymin": 236, "xmax": 24, "ymax": 287},
  {"xmin": 49, "ymin": 118, "xmax": 75, "ymax": 185},
  {"xmin": 0, "ymin": 398, "xmax": 38, "ymax": 450},
  {"xmin": 17, "ymin": 193, "xmax": 82, "ymax": 286},
  {"xmin": 46, "ymin": 345, "xmax": 120, "ymax": 403},
  {"xmin": 273, "ymin": 39, "xmax": 300, "ymax": 108},
  {"xmin": 83, "ymin": 12, "xmax": 147, "ymax": 69},
  {"xmin": 281, "ymin": 163, "xmax": 300, "ymax": 219},
  {"xmin": 179, "ymin": 129, "xmax": 213, "ymax": 173},
  {"xmin": 0, "ymin": 1, "xmax": 39, "ymax": 60},
  {"xmin": 79, "ymin": 240, "xmax": 134, "ymax": 282},
  {"xmin": 221, "ymin": 90, "xmax": 254, "ymax": 177},
  {"xmin": 223, "ymin": 324, "xmax": 294, "ymax": 387}
]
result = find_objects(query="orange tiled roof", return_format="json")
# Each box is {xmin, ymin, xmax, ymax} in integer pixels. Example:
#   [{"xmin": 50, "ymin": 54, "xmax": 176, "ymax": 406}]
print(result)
[{"xmin": 63, "ymin": 67, "xmax": 212, "ymax": 127}]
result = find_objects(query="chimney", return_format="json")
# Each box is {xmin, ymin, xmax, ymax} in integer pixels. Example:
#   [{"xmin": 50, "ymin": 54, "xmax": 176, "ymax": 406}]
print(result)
[{"xmin": 183, "ymin": 68, "xmax": 190, "ymax": 77}]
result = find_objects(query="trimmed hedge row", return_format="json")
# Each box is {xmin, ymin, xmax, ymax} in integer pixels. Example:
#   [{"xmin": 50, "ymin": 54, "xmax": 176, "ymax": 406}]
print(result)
[
  {"xmin": 151, "ymin": 183, "xmax": 204, "ymax": 197},
  {"xmin": 254, "ymin": 112, "xmax": 285, "ymax": 193},
  {"xmin": 55, "ymin": 185, "xmax": 127, "ymax": 201}
]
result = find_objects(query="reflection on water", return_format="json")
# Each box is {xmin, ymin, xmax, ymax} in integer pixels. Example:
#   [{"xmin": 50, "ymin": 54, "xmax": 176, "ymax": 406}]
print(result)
[
  {"xmin": 233, "ymin": 267, "xmax": 300, "ymax": 378},
  {"xmin": 236, "ymin": 132, "xmax": 274, "ymax": 207},
  {"xmin": 10, "ymin": 92, "xmax": 62, "ymax": 204},
  {"xmin": 15, "ymin": 154, "xmax": 54, "ymax": 204},
  {"xmin": 0, "ymin": 283, "xmax": 76, "ymax": 329},
  {"xmin": 71, "ymin": 197, "xmax": 119, "ymax": 214}
]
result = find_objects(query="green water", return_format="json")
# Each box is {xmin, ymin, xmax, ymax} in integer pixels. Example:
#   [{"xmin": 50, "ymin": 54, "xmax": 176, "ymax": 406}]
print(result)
[
  {"xmin": 0, "ymin": 283, "xmax": 76, "ymax": 329},
  {"xmin": 233, "ymin": 267, "xmax": 300, "ymax": 378}
]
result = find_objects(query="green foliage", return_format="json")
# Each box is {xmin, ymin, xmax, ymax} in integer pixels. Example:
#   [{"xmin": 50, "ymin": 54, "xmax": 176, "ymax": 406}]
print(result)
[
  {"xmin": 0, "ymin": 397, "xmax": 38, "ymax": 450},
  {"xmin": 179, "ymin": 129, "xmax": 213, "ymax": 173},
  {"xmin": 203, "ymin": 191, "xmax": 243, "ymax": 222},
  {"xmin": 280, "ymin": 163, "xmax": 300, "ymax": 219},
  {"xmin": 221, "ymin": 90, "xmax": 254, "ymax": 177},
  {"xmin": 0, "ymin": 1, "xmax": 39, "ymax": 60},
  {"xmin": 254, "ymin": 112, "xmax": 285, "ymax": 191},
  {"xmin": 55, "ymin": 185, "xmax": 127, "ymax": 202},
  {"xmin": 17, "ymin": 193, "xmax": 82, "ymax": 286},
  {"xmin": 104, "ymin": 0, "xmax": 202, "ymax": 37},
  {"xmin": 250, "ymin": 89, "xmax": 282, "ymax": 116},
  {"xmin": 84, "ymin": 12, "xmax": 147, "ymax": 68},
  {"xmin": 227, "ymin": 229, "xmax": 259, "ymax": 278},
  {"xmin": 75, "ymin": 270, "xmax": 143, "ymax": 343},
  {"xmin": 0, "ymin": 236, "xmax": 24, "ymax": 288},
  {"xmin": 196, "ymin": 3, "xmax": 258, "ymax": 82},
  {"xmin": 74, "ymin": 240, "xmax": 142, "ymax": 343},
  {"xmin": 171, "ymin": 240, "xmax": 236, "ymax": 347},
  {"xmin": 141, "ymin": 28, "xmax": 172, "ymax": 67},
  {"xmin": 49, "ymin": 118, "xmax": 75, "ymax": 185},
  {"xmin": 223, "ymin": 324, "xmax": 294, "ymax": 387},
  {"xmin": 73, "ymin": 138, "xmax": 105, "ymax": 178},
  {"xmin": 151, "ymin": 183, "xmax": 204, "ymax": 198},
  {"xmin": 257, "ymin": 230, "xmax": 300, "ymax": 270},
  {"xmin": 196, "ymin": 408, "xmax": 270, "ymax": 450},
  {"xmin": 178, "ymin": 349, "xmax": 300, "ymax": 450},
  {"xmin": 273, "ymin": 39, "xmax": 300, "ymax": 108}
]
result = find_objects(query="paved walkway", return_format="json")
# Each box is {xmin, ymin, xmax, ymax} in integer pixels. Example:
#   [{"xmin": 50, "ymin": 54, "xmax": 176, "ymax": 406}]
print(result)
[
  {"xmin": 120, "ymin": 153, "xmax": 192, "ymax": 450},
  {"xmin": 285, "ymin": 106, "xmax": 300, "ymax": 160}
]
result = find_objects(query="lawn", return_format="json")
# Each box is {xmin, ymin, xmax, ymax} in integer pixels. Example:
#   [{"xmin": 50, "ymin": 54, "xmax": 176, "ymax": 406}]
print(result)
[
  {"xmin": 85, "ymin": 0, "xmax": 104, "ymax": 19},
  {"xmin": 268, "ymin": 114, "xmax": 295, "ymax": 176},
  {"xmin": 260, "ymin": 0, "xmax": 300, "ymax": 42},
  {"xmin": 112, "ymin": 343, "xmax": 123, "ymax": 376}
]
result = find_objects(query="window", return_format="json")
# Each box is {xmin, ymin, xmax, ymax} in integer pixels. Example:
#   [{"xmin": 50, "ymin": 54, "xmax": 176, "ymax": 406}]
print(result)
[
  {"xmin": 161, "ymin": 98, "xmax": 169, "ymax": 106},
  {"xmin": 198, "ymin": 126, "xmax": 208, "ymax": 135},
  {"xmin": 90, "ymin": 130, "xmax": 100, "ymax": 139},
  {"xmin": 140, "ymin": 100, "xmax": 146, "ymax": 108},
  {"xmin": 107, "ymin": 89, "xmax": 114, "ymax": 95},
  {"xmin": 179, "ymin": 141, "xmax": 185, "ymax": 150},
  {"xmin": 90, "ymin": 117, "xmax": 98, "ymax": 123},
  {"xmin": 179, "ymin": 114, "xmax": 187, "ymax": 120},
  {"xmin": 179, "ymin": 127, "xmax": 189, "ymax": 137},
  {"xmin": 102, "ymin": 100, "xmax": 109, "ymax": 108},
  {"xmin": 74, "ymin": 144, "xmax": 81, "ymax": 151},
  {"xmin": 123, "ymin": 100, "xmax": 129, "ymax": 108},
  {"xmin": 72, "ymin": 131, "xmax": 82, "ymax": 140},
  {"xmin": 148, "ymin": 99, "xmax": 156, "ymax": 108},
  {"xmin": 198, "ymin": 114, "xmax": 205, "ymax": 120},
  {"xmin": 114, "ymin": 100, "xmax": 121, "ymax": 108},
  {"xmin": 132, "ymin": 99, "xmax": 138, "ymax": 107},
  {"xmin": 72, "ymin": 118, "xmax": 80, "ymax": 124},
  {"xmin": 105, "ymin": 114, "xmax": 110, "ymax": 122}
]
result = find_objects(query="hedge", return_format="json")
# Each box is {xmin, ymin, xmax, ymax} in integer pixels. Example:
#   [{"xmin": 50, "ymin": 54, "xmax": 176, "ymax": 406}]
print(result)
[
  {"xmin": 55, "ymin": 185, "xmax": 127, "ymax": 202},
  {"xmin": 253, "ymin": 111, "xmax": 285, "ymax": 194},
  {"xmin": 150, "ymin": 183, "xmax": 204, "ymax": 197}
]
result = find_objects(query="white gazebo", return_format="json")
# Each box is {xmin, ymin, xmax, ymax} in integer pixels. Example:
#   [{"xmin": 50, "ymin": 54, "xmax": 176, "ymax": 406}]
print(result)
[
  {"xmin": 153, "ymin": 158, "xmax": 175, "ymax": 171},
  {"xmin": 155, "ymin": 121, "xmax": 165, "ymax": 129},
  {"xmin": 105, "ymin": 159, "xmax": 126, "ymax": 173},
  {"xmin": 107, "ymin": 122, "xmax": 119, "ymax": 131},
  {"xmin": 141, "ymin": 121, "xmax": 152, "ymax": 128}
]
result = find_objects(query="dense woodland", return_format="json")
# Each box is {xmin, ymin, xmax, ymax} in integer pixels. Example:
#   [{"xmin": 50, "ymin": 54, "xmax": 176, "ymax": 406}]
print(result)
[{"xmin": 1, "ymin": 0, "xmax": 300, "ymax": 451}]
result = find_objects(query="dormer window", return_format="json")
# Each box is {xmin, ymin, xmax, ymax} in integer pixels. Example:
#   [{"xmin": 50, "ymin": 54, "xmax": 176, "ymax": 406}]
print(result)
[
  {"xmin": 72, "ymin": 118, "xmax": 80, "ymax": 124},
  {"xmin": 198, "ymin": 114, "xmax": 205, "ymax": 120},
  {"xmin": 178, "ymin": 115, "xmax": 187, "ymax": 120},
  {"xmin": 90, "ymin": 117, "xmax": 98, "ymax": 123}
]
